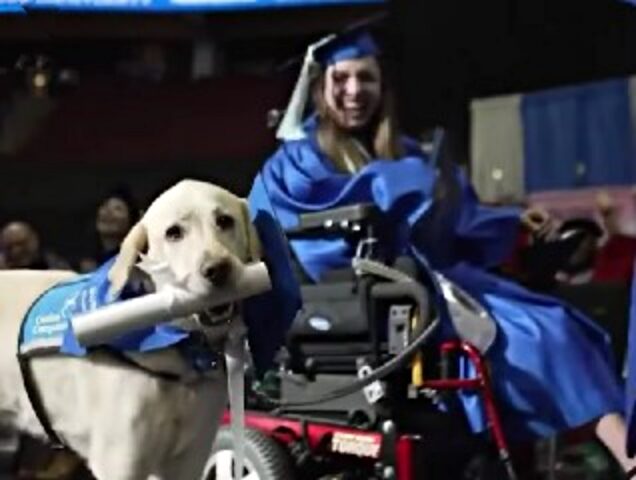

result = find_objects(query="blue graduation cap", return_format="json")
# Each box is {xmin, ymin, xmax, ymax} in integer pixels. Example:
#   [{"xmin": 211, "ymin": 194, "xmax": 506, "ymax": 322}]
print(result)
[
  {"xmin": 314, "ymin": 29, "xmax": 381, "ymax": 67},
  {"xmin": 276, "ymin": 28, "xmax": 381, "ymax": 141}
]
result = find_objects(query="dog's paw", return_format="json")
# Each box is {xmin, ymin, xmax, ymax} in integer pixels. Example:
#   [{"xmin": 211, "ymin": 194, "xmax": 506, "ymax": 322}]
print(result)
[{"xmin": 107, "ymin": 262, "xmax": 130, "ymax": 300}]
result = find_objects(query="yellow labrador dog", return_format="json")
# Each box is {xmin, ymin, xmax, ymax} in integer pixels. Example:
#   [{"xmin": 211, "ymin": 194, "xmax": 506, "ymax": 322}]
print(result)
[{"xmin": 0, "ymin": 179, "xmax": 261, "ymax": 480}]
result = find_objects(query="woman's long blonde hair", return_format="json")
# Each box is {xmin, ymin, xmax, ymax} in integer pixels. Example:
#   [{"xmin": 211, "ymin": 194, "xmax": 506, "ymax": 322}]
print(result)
[{"xmin": 311, "ymin": 60, "xmax": 405, "ymax": 173}]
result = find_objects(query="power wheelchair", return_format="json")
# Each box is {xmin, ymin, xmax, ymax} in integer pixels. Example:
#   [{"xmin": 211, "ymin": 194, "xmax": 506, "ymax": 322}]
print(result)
[{"xmin": 204, "ymin": 202, "xmax": 592, "ymax": 480}]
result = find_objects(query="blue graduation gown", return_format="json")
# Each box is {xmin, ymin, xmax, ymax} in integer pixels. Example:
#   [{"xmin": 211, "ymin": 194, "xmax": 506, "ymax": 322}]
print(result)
[{"xmin": 248, "ymin": 129, "xmax": 623, "ymax": 440}]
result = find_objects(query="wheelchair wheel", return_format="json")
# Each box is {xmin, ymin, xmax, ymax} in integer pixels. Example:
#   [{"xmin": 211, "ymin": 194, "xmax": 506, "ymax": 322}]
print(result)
[{"xmin": 202, "ymin": 426, "xmax": 295, "ymax": 480}]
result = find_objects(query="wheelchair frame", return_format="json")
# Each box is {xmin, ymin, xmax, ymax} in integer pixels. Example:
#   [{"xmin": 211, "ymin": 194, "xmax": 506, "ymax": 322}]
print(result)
[
  {"xmin": 221, "ymin": 203, "xmax": 516, "ymax": 480},
  {"xmin": 222, "ymin": 340, "xmax": 512, "ymax": 480}
]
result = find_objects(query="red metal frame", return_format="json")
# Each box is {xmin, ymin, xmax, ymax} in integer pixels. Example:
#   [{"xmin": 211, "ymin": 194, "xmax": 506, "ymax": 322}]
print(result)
[
  {"xmin": 395, "ymin": 435, "xmax": 417, "ymax": 480},
  {"xmin": 224, "ymin": 340, "xmax": 515, "ymax": 480},
  {"xmin": 425, "ymin": 341, "xmax": 515, "ymax": 480},
  {"xmin": 223, "ymin": 409, "xmax": 382, "ymax": 452}
]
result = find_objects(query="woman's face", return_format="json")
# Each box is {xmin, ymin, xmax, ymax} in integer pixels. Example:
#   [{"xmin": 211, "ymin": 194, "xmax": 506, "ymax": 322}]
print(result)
[
  {"xmin": 323, "ymin": 56, "xmax": 382, "ymax": 131},
  {"xmin": 96, "ymin": 197, "xmax": 132, "ymax": 238}
]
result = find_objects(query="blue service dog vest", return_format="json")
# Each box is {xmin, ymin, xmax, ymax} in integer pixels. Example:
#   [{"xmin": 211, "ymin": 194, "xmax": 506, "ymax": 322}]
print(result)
[{"xmin": 19, "ymin": 258, "xmax": 206, "ymax": 360}]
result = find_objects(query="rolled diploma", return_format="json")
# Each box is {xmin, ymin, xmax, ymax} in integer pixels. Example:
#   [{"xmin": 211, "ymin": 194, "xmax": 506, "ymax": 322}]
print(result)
[{"xmin": 71, "ymin": 262, "xmax": 271, "ymax": 347}]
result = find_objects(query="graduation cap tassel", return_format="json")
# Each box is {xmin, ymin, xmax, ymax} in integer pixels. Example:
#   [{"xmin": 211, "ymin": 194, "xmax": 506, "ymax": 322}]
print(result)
[{"xmin": 275, "ymin": 34, "xmax": 335, "ymax": 141}]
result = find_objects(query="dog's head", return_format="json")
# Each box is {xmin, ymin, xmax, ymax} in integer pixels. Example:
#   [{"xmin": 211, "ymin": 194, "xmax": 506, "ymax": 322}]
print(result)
[{"xmin": 108, "ymin": 180, "xmax": 261, "ymax": 325}]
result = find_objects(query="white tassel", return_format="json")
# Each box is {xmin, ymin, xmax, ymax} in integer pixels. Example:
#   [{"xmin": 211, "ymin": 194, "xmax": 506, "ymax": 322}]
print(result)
[{"xmin": 276, "ymin": 34, "xmax": 335, "ymax": 141}]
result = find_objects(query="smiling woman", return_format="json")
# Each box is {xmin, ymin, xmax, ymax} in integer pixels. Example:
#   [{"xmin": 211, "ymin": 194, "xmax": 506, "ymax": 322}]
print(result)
[
  {"xmin": 79, "ymin": 187, "xmax": 141, "ymax": 273},
  {"xmin": 321, "ymin": 58, "xmax": 382, "ymax": 131},
  {"xmin": 305, "ymin": 29, "xmax": 404, "ymax": 174}
]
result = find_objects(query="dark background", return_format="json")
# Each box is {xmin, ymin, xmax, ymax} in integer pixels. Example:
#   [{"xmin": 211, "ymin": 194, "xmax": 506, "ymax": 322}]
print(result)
[
  {"xmin": 391, "ymin": 0, "xmax": 636, "ymax": 162},
  {"xmin": 1, "ymin": 0, "xmax": 635, "ymax": 262}
]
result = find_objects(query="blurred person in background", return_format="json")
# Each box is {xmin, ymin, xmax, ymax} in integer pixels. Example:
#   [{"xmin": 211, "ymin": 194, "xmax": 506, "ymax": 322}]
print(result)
[
  {"xmin": 0, "ymin": 221, "xmax": 68, "ymax": 270},
  {"xmin": 507, "ymin": 190, "xmax": 636, "ymax": 289},
  {"xmin": 555, "ymin": 191, "xmax": 636, "ymax": 286},
  {"xmin": 593, "ymin": 190, "xmax": 636, "ymax": 284},
  {"xmin": 78, "ymin": 187, "xmax": 140, "ymax": 273}
]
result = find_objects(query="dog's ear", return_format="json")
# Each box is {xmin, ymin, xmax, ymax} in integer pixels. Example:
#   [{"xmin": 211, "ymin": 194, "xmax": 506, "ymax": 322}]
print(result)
[
  {"xmin": 240, "ymin": 199, "xmax": 262, "ymax": 262},
  {"xmin": 108, "ymin": 221, "xmax": 148, "ymax": 298}
]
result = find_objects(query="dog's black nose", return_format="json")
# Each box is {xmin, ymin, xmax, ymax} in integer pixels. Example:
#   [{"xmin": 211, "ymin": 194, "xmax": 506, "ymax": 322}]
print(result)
[{"xmin": 202, "ymin": 259, "xmax": 232, "ymax": 287}]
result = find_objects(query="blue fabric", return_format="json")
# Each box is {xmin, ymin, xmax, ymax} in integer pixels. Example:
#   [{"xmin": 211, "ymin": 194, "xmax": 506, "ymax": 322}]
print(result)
[
  {"xmin": 522, "ymin": 78, "xmax": 636, "ymax": 192},
  {"xmin": 443, "ymin": 264, "xmax": 621, "ymax": 437},
  {"xmin": 244, "ymin": 180, "xmax": 303, "ymax": 375},
  {"xmin": 248, "ymin": 123, "xmax": 624, "ymax": 439},
  {"xmin": 20, "ymin": 258, "xmax": 190, "ymax": 356},
  {"xmin": 315, "ymin": 30, "xmax": 380, "ymax": 67},
  {"xmin": 626, "ymin": 262, "xmax": 636, "ymax": 456}
]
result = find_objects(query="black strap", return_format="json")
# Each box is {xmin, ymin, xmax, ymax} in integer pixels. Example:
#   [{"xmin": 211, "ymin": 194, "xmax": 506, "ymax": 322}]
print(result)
[
  {"xmin": 15, "ymin": 349, "xmax": 181, "ymax": 452},
  {"xmin": 17, "ymin": 355, "xmax": 67, "ymax": 450},
  {"xmin": 96, "ymin": 347, "xmax": 183, "ymax": 383},
  {"xmin": 627, "ymin": 466, "xmax": 636, "ymax": 479},
  {"xmin": 16, "ymin": 284, "xmax": 68, "ymax": 450}
]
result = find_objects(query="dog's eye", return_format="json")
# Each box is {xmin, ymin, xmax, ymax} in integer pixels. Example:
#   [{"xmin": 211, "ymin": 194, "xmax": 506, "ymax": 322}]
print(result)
[
  {"xmin": 165, "ymin": 224, "xmax": 184, "ymax": 241},
  {"xmin": 216, "ymin": 214, "xmax": 235, "ymax": 231}
]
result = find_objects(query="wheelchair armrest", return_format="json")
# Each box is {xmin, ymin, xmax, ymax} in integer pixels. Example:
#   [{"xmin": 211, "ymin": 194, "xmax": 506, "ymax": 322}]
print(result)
[{"xmin": 286, "ymin": 203, "xmax": 381, "ymax": 238}]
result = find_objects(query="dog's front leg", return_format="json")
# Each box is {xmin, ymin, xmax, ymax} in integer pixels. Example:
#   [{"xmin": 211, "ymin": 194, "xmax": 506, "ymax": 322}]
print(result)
[
  {"xmin": 154, "ymin": 439, "xmax": 218, "ymax": 480},
  {"xmin": 82, "ymin": 374, "xmax": 175, "ymax": 480},
  {"xmin": 153, "ymin": 380, "xmax": 227, "ymax": 480},
  {"xmin": 86, "ymin": 426, "xmax": 158, "ymax": 480},
  {"xmin": 87, "ymin": 444, "xmax": 154, "ymax": 479}
]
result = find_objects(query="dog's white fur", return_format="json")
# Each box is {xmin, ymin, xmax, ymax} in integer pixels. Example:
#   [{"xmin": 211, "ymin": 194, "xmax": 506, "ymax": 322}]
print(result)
[{"xmin": 0, "ymin": 179, "xmax": 261, "ymax": 480}]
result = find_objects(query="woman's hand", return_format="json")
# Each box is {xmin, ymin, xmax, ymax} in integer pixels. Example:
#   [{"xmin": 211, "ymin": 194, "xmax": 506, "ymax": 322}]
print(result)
[
  {"xmin": 596, "ymin": 190, "xmax": 619, "ymax": 235},
  {"xmin": 520, "ymin": 207, "xmax": 558, "ymax": 240},
  {"xmin": 596, "ymin": 190, "xmax": 614, "ymax": 216}
]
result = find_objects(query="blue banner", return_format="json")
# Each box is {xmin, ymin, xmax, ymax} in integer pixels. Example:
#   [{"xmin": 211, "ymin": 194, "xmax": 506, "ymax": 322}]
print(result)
[
  {"xmin": 0, "ymin": 0, "xmax": 25, "ymax": 13},
  {"xmin": 1, "ymin": 0, "xmax": 381, "ymax": 13}
]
